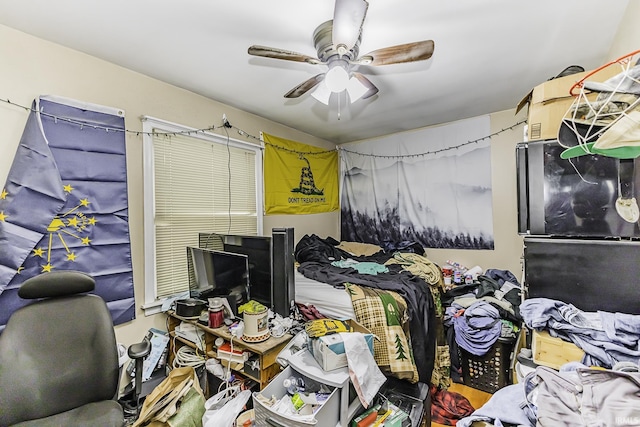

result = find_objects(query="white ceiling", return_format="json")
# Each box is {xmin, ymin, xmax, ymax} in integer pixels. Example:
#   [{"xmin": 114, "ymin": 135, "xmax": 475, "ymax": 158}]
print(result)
[{"xmin": 0, "ymin": 0, "xmax": 629, "ymax": 144}]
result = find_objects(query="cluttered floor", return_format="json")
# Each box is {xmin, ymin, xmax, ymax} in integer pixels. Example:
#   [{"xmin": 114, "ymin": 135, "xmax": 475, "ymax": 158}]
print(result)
[
  {"xmin": 431, "ymin": 383, "xmax": 492, "ymax": 427},
  {"xmin": 124, "ymin": 252, "xmax": 640, "ymax": 426}
]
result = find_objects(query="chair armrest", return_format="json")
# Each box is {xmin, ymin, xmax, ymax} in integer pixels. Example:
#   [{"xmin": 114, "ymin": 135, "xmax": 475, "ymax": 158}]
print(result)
[{"xmin": 128, "ymin": 337, "xmax": 151, "ymax": 360}]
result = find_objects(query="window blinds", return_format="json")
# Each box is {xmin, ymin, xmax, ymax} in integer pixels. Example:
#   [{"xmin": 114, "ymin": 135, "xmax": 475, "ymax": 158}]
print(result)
[{"xmin": 152, "ymin": 132, "xmax": 258, "ymax": 298}]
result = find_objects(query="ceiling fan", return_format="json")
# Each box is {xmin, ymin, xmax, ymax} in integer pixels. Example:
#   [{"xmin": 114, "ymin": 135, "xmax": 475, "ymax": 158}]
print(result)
[{"xmin": 247, "ymin": 0, "xmax": 435, "ymax": 104}]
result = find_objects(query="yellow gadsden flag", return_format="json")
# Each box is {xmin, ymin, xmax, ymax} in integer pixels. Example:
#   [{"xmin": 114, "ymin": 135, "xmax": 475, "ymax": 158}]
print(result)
[{"xmin": 263, "ymin": 133, "xmax": 339, "ymax": 214}]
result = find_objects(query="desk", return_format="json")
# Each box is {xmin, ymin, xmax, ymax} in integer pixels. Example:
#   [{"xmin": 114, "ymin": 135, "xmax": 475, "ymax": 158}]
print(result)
[{"xmin": 166, "ymin": 311, "xmax": 292, "ymax": 390}]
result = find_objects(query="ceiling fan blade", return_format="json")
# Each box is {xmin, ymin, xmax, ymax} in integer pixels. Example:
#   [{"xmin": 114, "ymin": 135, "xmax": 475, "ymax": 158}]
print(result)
[
  {"xmin": 248, "ymin": 45, "xmax": 321, "ymax": 65},
  {"xmin": 351, "ymin": 72, "xmax": 378, "ymax": 99},
  {"xmin": 284, "ymin": 74, "xmax": 325, "ymax": 98},
  {"xmin": 332, "ymin": 0, "xmax": 368, "ymax": 53},
  {"xmin": 354, "ymin": 40, "xmax": 435, "ymax": 66}
]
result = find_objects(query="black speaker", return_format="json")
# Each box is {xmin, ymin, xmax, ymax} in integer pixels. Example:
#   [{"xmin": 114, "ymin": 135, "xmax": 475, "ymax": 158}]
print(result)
[{"xmin": 271, "ymin": 227, "xmax": 295, "ymax": 317}]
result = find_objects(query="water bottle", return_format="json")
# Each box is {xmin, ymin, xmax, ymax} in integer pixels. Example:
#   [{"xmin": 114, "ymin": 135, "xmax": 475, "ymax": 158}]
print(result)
[{"xmin": 283, "ymin": 376, "xmax": 305, "ymax": 395}]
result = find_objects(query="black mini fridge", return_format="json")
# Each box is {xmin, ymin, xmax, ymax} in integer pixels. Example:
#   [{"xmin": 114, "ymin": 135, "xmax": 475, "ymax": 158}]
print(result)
[{"xmin": 523, "ymin": 237, "xmax": 640, "ymax": 315}]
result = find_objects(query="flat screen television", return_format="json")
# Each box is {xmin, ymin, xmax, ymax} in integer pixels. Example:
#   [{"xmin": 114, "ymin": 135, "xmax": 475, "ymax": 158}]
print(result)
[
  {"xmin": 516, "ymin": 139, "xmax": 640, "ymax": 238},
  {"xmin": 186, "ymin": 246, "xmax": 249, "ymax": 302},
  {"xmin": 199, "ymin": 233, "xmax": 272, "ymax": 308}
]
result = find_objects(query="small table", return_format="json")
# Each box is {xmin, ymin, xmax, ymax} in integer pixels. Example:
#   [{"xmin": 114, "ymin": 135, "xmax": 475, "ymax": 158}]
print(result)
[{"xmin": 166, "ymin": 311, "xmax": 292, "ymax": 390}]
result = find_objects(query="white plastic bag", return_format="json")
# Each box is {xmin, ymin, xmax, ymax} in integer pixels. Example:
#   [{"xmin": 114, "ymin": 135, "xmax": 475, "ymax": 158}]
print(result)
[{"xmin": 202, "ymin": 388, "xmax": 251, "ymax": 427}]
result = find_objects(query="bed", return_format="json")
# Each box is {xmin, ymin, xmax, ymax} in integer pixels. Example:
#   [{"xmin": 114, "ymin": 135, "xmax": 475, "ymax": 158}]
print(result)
[
  {"xmin": 292, "ymin": 234, "xmax": 440, "ymax": 385},
  {"xmin": 294, "ymin": 270, "xmax": 355, "ymax": 320}
]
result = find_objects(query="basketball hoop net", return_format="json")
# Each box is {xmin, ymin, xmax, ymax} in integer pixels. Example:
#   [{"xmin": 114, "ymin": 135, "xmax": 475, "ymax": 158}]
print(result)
[{"xmin": 559, "ymin": 49, "xmax": 640, "ymax": 160}]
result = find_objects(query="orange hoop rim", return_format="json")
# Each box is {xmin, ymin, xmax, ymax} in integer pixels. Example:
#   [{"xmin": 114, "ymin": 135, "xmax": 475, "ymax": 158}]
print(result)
[{"xmin": 569, "ymin": 49, "xmax": 640, "ymax": 96}]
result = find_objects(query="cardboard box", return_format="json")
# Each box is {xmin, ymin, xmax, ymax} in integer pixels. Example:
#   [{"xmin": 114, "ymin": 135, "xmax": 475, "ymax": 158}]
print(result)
[
  {"xmin": 532, "ymin": 330, "xmax": 585, "ymax": 370},
  {"xmin": 308, "ymin": 320, "xmax": 375, "ymax": 371},
  {"xmin": 516, "ymin": 66, "xmax": 620, "ymax": 141}
]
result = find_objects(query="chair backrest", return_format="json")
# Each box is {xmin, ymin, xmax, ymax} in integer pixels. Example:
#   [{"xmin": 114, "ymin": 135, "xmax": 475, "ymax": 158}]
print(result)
[{"xmin": 0, "ymin": 271, "xmax": 120, "ymax": 426}]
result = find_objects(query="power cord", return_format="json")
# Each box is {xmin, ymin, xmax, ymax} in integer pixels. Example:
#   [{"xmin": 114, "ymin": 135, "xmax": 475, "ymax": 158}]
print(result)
[
  {"xmin": 172, "ymin": 345, "xmax": 206, "ymax": 369},
  {"xmin": 218, "ymin": 330, "xmax": 252, "ymax": 394},
  {"xmin": 219, "ymin": 336, "xmax": 235, "ymax": 393}
]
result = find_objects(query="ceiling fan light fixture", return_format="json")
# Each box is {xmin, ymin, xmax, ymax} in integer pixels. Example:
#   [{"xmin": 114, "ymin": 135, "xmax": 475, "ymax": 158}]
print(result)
[
  {"xmin": 346, "ymin": 75, "xmax": 368, "ymax": 103},
  {"xmin": 325, "ymin": 64, "xmax": 350, "ymax": 93},
  {"xmin": 311, "ymin": 82, "xmax": 332, "ymax": 105},
  {"xmin": 248, "ymin": 0, "xmax": 434, "ymax": 106}
]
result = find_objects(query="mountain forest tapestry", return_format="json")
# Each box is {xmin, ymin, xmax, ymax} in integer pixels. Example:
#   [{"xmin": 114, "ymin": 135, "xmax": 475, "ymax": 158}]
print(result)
[{"xmin": 340, "ymin": 116, "xmax": 494, "ymax": 250}]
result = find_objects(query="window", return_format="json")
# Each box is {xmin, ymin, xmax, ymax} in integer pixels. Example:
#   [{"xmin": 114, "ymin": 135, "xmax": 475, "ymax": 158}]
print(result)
[{"xmin": 142, "ymin": 117, "xmax": 263, "ymax": 314}]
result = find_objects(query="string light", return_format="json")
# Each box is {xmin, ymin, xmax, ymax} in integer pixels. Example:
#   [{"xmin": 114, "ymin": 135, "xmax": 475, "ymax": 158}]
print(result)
[
  {"xmin": 1, "ymin": 97, "xmax": 525, "ymax": 159},
  {"xmin": 0, "ymin": 97, "xmax": 219, "ymax": 137},
  {"xmin": 339, "ymin": 120, "xmax": 527, "ymax": 159},
  {"xmin": 224, "ymin": 121, "xmax": 526, "ymax": 158}
]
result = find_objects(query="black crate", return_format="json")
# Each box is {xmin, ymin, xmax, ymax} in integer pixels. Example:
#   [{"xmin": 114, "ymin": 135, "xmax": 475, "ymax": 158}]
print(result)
[{"xmin": 459, "ymin": 337, "xmax": 516, "ymax": 393}]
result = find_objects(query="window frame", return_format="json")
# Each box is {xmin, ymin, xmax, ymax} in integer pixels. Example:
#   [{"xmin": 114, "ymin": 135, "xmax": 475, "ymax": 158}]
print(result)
[{"xmin": 141, "ymin": 116, "xmax": 263, "ymax": 315}]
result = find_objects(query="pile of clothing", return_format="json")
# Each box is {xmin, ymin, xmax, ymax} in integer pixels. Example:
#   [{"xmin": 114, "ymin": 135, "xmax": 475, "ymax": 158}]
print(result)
[
  {"xmin": 457, "ymin": 361, "xmax": 640, "ymax": 427},
  {"xmin": 441, "ymin": 269, "xmax": 522, "ymax": 381},
  {"xmin": 458, "ymin": 298, "xmax": 640, "ymax": 426},
  {"xmin": 521, "ymin": 297, "xmax": 640, "ymax": 369}
]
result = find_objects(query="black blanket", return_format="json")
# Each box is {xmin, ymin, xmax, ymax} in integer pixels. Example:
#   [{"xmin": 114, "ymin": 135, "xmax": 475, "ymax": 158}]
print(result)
[{"xmin": 295, "ymin": 235, "xmax": 436, "ymax": 384}]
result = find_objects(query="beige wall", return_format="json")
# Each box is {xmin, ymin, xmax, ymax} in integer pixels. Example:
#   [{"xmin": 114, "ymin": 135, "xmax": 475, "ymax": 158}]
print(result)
[
  {"xmin": 608, "ymin": 0, "xmax": 640, "ymax": 60},
  {"xmin": 0, "ymin": 24, "xmax": 338, "ymax": 347}
]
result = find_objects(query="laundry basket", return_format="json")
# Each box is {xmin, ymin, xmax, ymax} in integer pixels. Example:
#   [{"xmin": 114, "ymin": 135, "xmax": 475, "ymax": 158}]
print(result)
[{"xmin": 459, "ymin": 337, "xmax": 516, "ymax": 393}]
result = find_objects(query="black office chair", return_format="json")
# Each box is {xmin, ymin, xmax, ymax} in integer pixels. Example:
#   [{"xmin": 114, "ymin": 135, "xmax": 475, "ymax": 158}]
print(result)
[{"xmin": 0, "ymin": 270, "xmax": 150, "ymax": 427}]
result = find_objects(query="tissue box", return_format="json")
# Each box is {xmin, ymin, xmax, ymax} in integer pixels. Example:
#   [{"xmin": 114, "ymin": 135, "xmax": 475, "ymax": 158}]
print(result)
[{"xmin": 308, "ymin": 320, "xmax": 374, "ymax": 371}]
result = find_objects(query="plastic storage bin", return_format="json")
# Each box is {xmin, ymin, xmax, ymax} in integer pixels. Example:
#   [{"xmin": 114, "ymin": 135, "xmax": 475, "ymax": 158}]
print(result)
[
  {"xmin": 459, "ymin": 337, "xmax": 516, "ymax": 393},
  {"xmin": 378, "ymin": 377, "xmax": 430, "ymax": 427},
  {"xmin": 252, "ymin": 365, "xmax": 340, "ymax": 427}
]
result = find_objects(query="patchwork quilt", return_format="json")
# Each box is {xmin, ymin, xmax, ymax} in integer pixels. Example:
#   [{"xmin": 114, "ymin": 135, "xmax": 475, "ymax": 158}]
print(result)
[{"xmin": 346, "ymin": 283, "xmax": 419, "ymax": 383}]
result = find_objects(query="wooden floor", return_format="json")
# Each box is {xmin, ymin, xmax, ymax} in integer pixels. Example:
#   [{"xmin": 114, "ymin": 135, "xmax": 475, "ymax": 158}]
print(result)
[{"xmin": 430, "ymin": 382, "xmax": 492, "ymax": 427}]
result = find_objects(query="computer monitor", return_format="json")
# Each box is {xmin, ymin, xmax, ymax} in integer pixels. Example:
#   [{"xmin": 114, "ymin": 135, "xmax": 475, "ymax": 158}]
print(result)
[
  {"xmin": 186, "ymin": 246, "xmax": 249, "ymax": 305},
  {"xmin": 198, "ymin": 233, "xmax": 272, "ymax": 308},
  {"xmin": 198, "ymin": 229, "xmax": 295, "ymax": 317}
]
